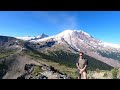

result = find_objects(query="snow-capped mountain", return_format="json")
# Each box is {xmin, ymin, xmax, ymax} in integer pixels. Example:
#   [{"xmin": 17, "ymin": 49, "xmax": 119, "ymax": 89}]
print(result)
[
  {"xmin": 26, "ymin": 30, "xmax": 120, "ymax": 67},
  {"xmin": 16, "ymin": 30, "xmax": 120, "ymax": 50},
  {"xmin": 16, "ymin": 33, "xmax": 48, "ymax": 41},
  {"xmin": 99, "ymin": 42, "xmax": 120, "ymax": 49},
  {"xmin": 33, "ymin": 33, "xmax": 49, "ymax": 40},
  {"xmin": 16, "ymin": 29, "xmax": 120, "ymax": 67},
  {"xmin": 29, "ymin": 30, "xmax": 120, "ymax": 50},
  {"xmin": 60, "ymin": 30, "xmax": 120, "ymax": 49}
]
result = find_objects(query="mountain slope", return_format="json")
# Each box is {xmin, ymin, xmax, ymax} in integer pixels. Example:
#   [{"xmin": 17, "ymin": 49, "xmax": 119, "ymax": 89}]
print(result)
[{"xmin": 26, "ymin": 30, "xmax": 120, "ymax": 67}]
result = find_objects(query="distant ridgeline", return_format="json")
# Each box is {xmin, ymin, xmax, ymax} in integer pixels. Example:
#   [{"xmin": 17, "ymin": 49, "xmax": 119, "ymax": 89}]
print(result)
[{"xmin": 98, "ymin": 50, "xmax": 120, "ymax": 61}]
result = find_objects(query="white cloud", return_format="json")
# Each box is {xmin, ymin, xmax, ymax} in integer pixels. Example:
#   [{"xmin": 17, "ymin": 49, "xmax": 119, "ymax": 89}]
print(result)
[
  {"xmin": 63, "ymin": 16, "xmax": 78, "ymax": 30},
  {"xmin": 31, "ymin": 11, "xmax": 78, "ymax": 30}
]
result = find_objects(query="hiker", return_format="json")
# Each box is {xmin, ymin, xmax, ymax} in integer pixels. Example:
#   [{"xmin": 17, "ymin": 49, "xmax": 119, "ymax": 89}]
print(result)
[{"xmin": 76, "ymin": 52, "xmax": 88, "ymax": 79}]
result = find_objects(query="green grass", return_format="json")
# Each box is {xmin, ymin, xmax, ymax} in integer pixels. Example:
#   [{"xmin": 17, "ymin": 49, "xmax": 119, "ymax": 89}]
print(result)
[
  {"xmin": 103, "ymin": 72, "xmax": 108, "ymax": 78},
  {"xmin": 32, "ymin": 65, "xmax": 43, "ymax": 76},
  {"xmin": 0, "ymin": 48, "xmax": 17, "ymax": 59},
  {"xmin": 0, "ymin": 52, "xmax": 14, "ymax": 59},
  {"xmin": 111, "ymin": 67, "xmax": 119, "ymax": 79}
]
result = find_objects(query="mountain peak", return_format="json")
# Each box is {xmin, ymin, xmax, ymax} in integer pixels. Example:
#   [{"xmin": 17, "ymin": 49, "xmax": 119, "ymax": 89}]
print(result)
[
  {"xmin": 35, "ymin": 33, "xmax": 48, "ymax": 39},
  {"xmin": 56, "ymin": 29, "xmax": 91, "ymax": 38}
]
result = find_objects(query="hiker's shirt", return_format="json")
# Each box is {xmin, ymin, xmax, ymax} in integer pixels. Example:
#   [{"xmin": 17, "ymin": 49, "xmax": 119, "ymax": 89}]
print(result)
[{"xmin": 77, "ymin": 58, "xmax": 88, "ymax": 69}]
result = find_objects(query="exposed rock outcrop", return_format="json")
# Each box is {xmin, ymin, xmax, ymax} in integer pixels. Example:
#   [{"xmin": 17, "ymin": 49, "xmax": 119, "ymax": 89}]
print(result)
[{"xmin": 17, "ymin": 64, "xmax": 71, "ymax": 79}]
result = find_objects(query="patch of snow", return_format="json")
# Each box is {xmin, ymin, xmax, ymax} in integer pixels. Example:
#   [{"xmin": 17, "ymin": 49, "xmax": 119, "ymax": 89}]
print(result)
[
  {"xmin": 99, "ymin": 42, "xmax": 120, "ymax": 49},
  {"xmin": 16, "ymin": 36, "xmax": 34, "ymax": 41}
]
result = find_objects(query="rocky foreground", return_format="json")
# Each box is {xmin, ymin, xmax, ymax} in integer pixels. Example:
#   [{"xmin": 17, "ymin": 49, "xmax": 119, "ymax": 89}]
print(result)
[{"xmin": 17, "ymin": 64, "xmax": 71, "ymax": 79}]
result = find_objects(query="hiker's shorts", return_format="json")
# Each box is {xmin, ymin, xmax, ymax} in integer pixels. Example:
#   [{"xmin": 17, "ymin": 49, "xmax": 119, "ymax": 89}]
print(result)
[{"xmin": 77, "ymin": 68, "xmax": 87, "ymax": 76}]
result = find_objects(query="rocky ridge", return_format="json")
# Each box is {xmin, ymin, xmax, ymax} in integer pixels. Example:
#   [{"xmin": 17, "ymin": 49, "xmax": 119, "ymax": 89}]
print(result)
[{"xmin": 17, "ymin": 64, "xmax": 71, "ymax": 79}]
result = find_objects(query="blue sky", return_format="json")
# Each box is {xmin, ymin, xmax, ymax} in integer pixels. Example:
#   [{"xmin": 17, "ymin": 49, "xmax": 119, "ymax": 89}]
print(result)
[{"xmin": 0, "ymin": 11, "xmax": 120, "ymax": 44}]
